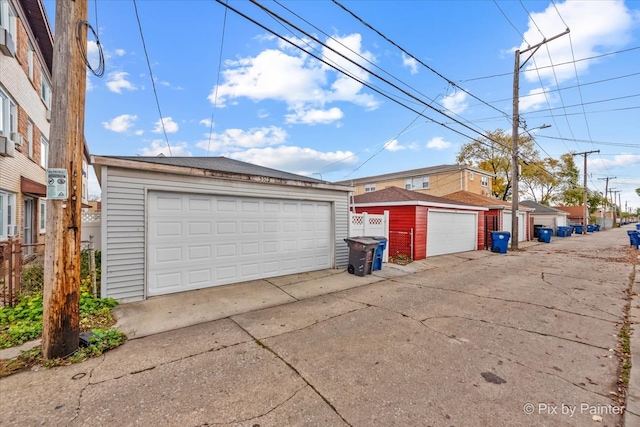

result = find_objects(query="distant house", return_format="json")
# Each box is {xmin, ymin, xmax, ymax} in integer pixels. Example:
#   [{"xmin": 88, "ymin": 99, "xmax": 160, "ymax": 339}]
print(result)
[
  {"xmin": 552, "ymin": 206, "xmax": 586, "ymax": 225},
  {"xmin": 444, "ymin": 191, "xmax": 532, "ymax": 245},
  {"xmin": 520, "ymin": 201, "xmax": 568, "ymax": 235},
  {"xmin": 352, "ymin": 186, "xmax": 487, "ymax": 260},
  {"xmin": 334, "ymin": 164, "xmax": 495, "ymax": 198}
]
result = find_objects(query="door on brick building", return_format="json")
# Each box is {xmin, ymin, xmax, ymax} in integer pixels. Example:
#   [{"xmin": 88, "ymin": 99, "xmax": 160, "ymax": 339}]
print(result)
[{"xmin": 23, "ymin": 198, "xmax": 35, "ymax": 256}]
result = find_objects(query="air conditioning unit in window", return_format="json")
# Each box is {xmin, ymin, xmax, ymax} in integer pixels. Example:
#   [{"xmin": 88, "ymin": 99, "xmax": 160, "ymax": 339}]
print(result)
[
  {"xmin": 10, "ymin": 132, "xmax": 22, "ymax": 145},
  {"xmin": 0, "ymin": 27, "xmax": 16, "ymax": 57},
  {"xmin": 46, "ymin": 109, "xmax": 52, "ymax": 122},
  {"xmin": 0, "ymin": 135, "xmax": 15, "ymax": 157},
  {"xmin": 7, "ymin": 225, "xmax": 18, "ymax": 236}
]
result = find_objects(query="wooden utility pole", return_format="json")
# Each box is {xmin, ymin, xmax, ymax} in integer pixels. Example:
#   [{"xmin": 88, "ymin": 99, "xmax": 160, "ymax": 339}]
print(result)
[
  {"xmin": 598, "ymin": 177, "xmax": 615, "ymax": 230},
  {"xmin": 42, "ymin": 0, "xmax": 88, "ymax": 359},
  {"xmin": 570, "ymin": 150, "xmax": 599, "ymax": 235},
  {"xmin": 511, "ymin": 29, "xmax": 569, "ymax": 249}
]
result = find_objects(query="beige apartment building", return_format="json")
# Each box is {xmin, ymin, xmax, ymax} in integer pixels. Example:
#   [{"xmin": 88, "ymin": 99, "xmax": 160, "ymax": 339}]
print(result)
[{"xmin": 335, "ymin": 164, "xmax": 495, "ymax": 197}]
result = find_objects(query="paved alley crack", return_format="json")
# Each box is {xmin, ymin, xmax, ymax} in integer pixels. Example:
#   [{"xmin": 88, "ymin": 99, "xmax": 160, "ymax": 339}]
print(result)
[
  {"xmin": 196, "ymin": 385, "xmax": 308, "ymax": 426},
  {"xmin": 230, "ymin": 318, "xmax": 353, "ymax": 427}
]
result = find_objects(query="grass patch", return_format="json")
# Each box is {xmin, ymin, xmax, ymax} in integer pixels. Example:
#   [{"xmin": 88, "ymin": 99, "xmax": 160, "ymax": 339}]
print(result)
[{"xmin": 0, "ymin": 253, "xmax": 125, "ymax": 377}]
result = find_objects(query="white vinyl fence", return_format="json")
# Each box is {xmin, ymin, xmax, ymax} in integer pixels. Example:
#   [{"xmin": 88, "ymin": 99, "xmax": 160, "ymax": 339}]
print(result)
[
  {"xmin": 81, "ymin": 211, "xmax": 102, "ymax": 250},
  {"xmin": 349, "ymin": 211, "xmax": 389, "ymax": 262}
]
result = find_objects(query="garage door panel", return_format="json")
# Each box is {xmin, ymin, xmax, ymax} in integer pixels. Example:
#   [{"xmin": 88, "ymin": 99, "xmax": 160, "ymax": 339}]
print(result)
[
  {"xmin": 148, "ymin": 192, "xmax": 332, "ymax": 296},
  {"xmin": 427, "ymin": 211, "xmax": 477, "ymax": 257}
]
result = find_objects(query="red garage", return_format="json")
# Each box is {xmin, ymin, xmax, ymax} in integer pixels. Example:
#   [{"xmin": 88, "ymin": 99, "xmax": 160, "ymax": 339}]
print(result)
[{"xmin": 353, "ymin": 187, "xmax": 487, "ymax": 260}]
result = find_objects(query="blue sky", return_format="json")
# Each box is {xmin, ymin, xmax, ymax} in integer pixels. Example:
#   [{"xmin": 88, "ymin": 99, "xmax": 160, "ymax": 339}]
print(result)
[{"xmin": 43, "ymin": 1, "xmax": 640, "ymax": 210}]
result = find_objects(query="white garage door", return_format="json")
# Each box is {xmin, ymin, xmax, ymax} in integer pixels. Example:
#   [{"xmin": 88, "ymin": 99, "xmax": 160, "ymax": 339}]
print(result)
[
  {"xmin": 148, "ymin": 191, "xmax": 332, "ymax": 296},
  {"xmin": 502, "ymin": 211, "xmax": 526, "ymax": 242},
  {"xmin": 427, "ymin": 210, "xmax": 477, "ymax": 257}
]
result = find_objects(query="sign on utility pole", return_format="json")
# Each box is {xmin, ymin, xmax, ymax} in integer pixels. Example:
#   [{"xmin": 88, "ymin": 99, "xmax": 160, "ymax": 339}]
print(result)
[{"xmin": 42, "ymin": 0, "xmax": 88, "ymax": 359}]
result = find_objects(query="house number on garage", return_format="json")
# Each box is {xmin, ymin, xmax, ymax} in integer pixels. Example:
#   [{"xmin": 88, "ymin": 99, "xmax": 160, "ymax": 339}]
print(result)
[{"xmin": 46, "ymin": 168, "xmax": 68, "ymax": 200}]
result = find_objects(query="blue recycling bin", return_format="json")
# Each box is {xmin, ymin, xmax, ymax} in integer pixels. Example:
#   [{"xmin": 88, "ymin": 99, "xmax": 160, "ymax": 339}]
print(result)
[
  {"xmin": 593, "ymin": 224, "xmax": 601, "ymax": 231},
  {"xmin": 538, "ymin": 228, "xmax": 552, "ymax": 243},
  {"xmin": 627, "ymin": 231, "xmax": 640, "ymax": 249},
  {"xmin": 635, "ymin": 224, "xmax": 640, "ymax": 231},
  {"xmin": 557, "ymin": 226, "xmax": 570, "ymax": 237},
  {"xmin": 490, "ymin": 231, "xmax": 510, "ymax": 254},
  {"xmin": 587, "ymin": 224, "xmax": 595, "ymax": 233},
  {"xmin": 369, "ymin": 236, "xmax": 388, "ymax": 271},
  {"xmin": 573, "ymin": 225, "xmax": 584, "ymax": 234}
]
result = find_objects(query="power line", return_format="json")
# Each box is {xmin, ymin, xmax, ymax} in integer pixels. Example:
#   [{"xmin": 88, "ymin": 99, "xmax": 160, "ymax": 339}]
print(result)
[
  {"xmin": 332, "ymin": 0, "xmax": 512, "ymax": 123},
  {"xmin": 206, "ymin": 0, "xmax": 229, "ymax": 156},
  {"xmin": 132, "ymin": 0, "xmax": 172, "ymax": 156},
  {"xmin": 459, "ymin": 45, "xmax": 640, "ymax": 82}
]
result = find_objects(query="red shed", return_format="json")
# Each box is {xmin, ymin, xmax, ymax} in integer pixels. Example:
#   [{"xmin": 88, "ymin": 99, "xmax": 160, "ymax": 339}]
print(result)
[{"xmin": 353, "ymin": 187, "xmax": 487, "ymax": 260}]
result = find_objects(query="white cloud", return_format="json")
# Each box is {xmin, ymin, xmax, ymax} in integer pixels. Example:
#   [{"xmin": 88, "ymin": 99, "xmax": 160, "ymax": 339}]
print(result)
[
  {"xmin": 195, "ymin": 126, "xmax": 287, "ymax": 152},
  {"xmin": 140, "ymin": 140, "xmax": 191, "ymax": 157},
  {"xmin": 589, "ymin": 153, "xmax": 640, "ymax": 171},
  {"xmin": 114, "ymin": 49, "xmax": 126, "ymax": 56},
  {"xmin": 402, "ymin": 53, "xmax": 418, "ymax": 75},
  {"xmin": 106, "ymin": 71, "xmax": 137, "ymax": 94},
  {"xmin": 518, "ymin": 1, "xmax": 637, "ymax": 84},
  {"xmin": 87, "ymin": 41, "xmax": 100, "ymax": 71},
  {"xmin": 229, "ymin": 146, "xmax": 358, "ymax": 175},
  {"xmin": 102, "ymin": 114, "xmax": 138, "ymax": 133},
  {"xmin": 134, "ymin": 130, "xmax": 144, "ymax": 136},
  {"xmin": 199, "ymin": 118, "xmax": 213, "ymax": 128},
  {"xmin": 384, "ymin": 139, "xmax": 406, "ymax": 152},
  {"xmin": 285, "ymin": 107, "xmax": 344, "ymax": 125},
  {"xmin": 209, "ymin": 33, "xmax": 379, "ymax": 114},
  {"xmin": 153, "ymin": 117, "xmax": 179, "ymax": 134},
  {"xmin": 258, "ymin": 109, "xmax": 270, "ymax": 119},
  {"xmin": 519, "ymin": 87, "xmax": 554, "ymax": 112},
  {"xmin": 426, "ymin": 137, "xmax": 452, "ymax": 150},
  {"xmin": 442, "ymin": 91, "xmax": 468, "ymax": 114}
]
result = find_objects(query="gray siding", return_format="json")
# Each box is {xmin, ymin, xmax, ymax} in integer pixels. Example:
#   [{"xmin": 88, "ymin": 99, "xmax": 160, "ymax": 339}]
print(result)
[{"xmin": 103, "ymin": 166, "xmax": 350, "ymax": 302}]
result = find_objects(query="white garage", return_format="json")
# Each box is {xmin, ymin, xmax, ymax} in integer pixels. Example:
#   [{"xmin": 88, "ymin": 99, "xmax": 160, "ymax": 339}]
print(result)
[
  {"xmin": 92, "ymin": 156, "xmax": 352, "ymax": 302},
  {"xmin": 427, "ymin": 210, "xmax": 477, "ymax": 256},
  {"xmin": 502, "ymin": 211, "xmax": 527, "ymax": 242},
  {"xmin": 148, "ymin": 192, "xmax": 332, "ymax": 296}
]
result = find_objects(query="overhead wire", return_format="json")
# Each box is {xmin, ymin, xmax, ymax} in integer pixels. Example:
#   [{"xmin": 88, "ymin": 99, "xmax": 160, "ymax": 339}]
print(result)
[
  {"xmin": 132, "ymin": 0, "xmax": 172, "ymax": 156},
  {"xmin": 332, "ymin": 0, "xmax": 512, "ymax": 124},
  {"xmin": 243, "ymin": 0, "xmax": 513, "ymax": 152},
  {"xmin": 206, "ymin": 0, "xmax": 229, "ymax": 156},
  {"xmin": 459, "ymin": 45, "xmax": 640, "ymax": 82}
]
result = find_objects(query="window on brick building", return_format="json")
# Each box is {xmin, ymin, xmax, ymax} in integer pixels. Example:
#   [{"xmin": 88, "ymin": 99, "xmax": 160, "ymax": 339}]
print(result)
[
  {"xmin": 27, "ymin": 119, "xmax": 33, "ymax": 157},
  {"xmin": 40, "ymin": 136, "xmax": 48, "ymax": 168}
]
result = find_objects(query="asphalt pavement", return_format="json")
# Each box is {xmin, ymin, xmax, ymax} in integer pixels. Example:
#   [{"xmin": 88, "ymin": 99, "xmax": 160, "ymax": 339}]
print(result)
[{"xmin": 1, "ymin": 225, "xmax": 638, "ymax": 427}]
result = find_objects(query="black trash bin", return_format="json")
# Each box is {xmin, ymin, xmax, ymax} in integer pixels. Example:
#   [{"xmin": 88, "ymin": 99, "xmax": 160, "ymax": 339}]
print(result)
[
  {"xmin": 533, "ymin": 224, "xmax": 544, "ymax": 238},
  {"xmin": 344, "ymin": 237, "xmax": 379, "ymax": 276}
]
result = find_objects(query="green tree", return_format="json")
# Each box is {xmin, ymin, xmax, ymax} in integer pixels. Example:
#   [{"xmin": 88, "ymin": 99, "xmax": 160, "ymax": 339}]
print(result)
[
  {"xmin": 636, "ymin": 188, "xmax": 640, "ymax": 197},
  {"xmin": 553, "ymin": 154, "xmax": 583, "ymax": 206},
  {"xmin": 456, "ymin": 129, "xmax": 538, "ymax": 200},
  {"xmin": 519, "ymin": 154, "xmax": 574, "ymax": 205}
]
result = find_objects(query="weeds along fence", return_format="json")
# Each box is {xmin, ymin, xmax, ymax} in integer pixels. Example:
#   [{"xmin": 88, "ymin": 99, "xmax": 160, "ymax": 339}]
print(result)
[{"xmin": 1, "ymin": 237, "xmax": 99, "ymax": 307}]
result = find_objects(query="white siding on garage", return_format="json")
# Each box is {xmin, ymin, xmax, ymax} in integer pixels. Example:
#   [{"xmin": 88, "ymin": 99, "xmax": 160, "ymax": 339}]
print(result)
[
  {"xmin": 427, "ymin": 210, "xmax": 477, "ymax": 256},
  {"xmin": 101, "ymin": 166, "xmax": 350, "ymax": 302},
  {"xmin": 147, "ymin": 192, "xmax": 332, "ymax": 296},
  {"xmin": 502, "ymin": 211, "xmax": 526, "ymax": 242}
]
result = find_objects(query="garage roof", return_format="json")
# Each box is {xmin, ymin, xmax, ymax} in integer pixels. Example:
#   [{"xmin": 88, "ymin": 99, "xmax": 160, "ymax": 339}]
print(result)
[
  {"xmin": 92, "ymin": 155, "xmax": 353, "ymax": 191},
  {"xmin": 353, "ymin": 187, "xmax": 487, "ymax": 211},
  {"xmin": 521, "ymin": 200, "xmax": 569, "ymax": 215},
  {"xmin": 445, "ymin": 191, "xmax": 534, "ymax": 211}
]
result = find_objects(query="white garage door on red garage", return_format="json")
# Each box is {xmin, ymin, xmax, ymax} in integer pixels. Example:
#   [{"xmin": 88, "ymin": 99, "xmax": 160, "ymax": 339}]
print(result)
[
  {"xmin": 148, "ymin": 191, "xmax": 332, "ymax": 296},
  {"xmin": 427, "ymin": 210, "xmax": 477, "ymax": 256}
]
